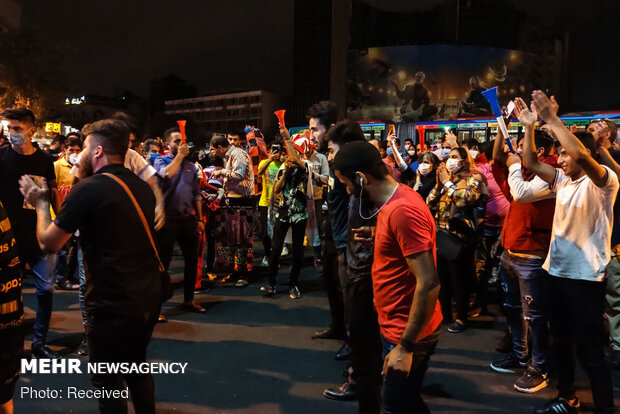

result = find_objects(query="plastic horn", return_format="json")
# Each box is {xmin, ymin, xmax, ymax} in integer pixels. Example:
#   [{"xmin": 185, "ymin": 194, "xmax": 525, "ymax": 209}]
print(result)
[
  {"xmin": 415, "ymin": 125, "xmax": 426, "ymax": 152},
  {"xmin": 481, "ymin": 87, "xmax": 514, "ymax": 153},
  {"xmin": 177, "ymin": 120, "xmax": 187, "ymax": 144},
  {"xmin": 274, "ymin": 110, "xmax": 286, "ymax": 128}
]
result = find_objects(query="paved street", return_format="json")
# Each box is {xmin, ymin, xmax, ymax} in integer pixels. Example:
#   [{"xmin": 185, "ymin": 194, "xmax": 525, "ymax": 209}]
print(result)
[{"xmin": 14, "ymin": 253, "xmax": 620, "ymax": 413}]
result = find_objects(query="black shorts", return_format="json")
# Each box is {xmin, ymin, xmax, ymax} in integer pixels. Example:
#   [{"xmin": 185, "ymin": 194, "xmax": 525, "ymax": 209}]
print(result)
[{"xmin": 0, "ymin": 326, "xmax": 24, "ymax": 404}]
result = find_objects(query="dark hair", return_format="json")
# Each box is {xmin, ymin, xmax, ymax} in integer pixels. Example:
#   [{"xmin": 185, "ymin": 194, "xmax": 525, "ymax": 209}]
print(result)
[
  {"xmin": 143, "ymin": 138, "xmax": 160, "ymax": 151},
  {"xmin": 481, "ymin": 140, "xmax": 494, "ymax": 161},
  {"xmin": 404, "ymin": 138, "xmax": 413, "ymax": 144},
  {"xmin": 1, "ymin": 108, "xmax": 35, "ymax": 124},
  {"xmin": 65, "ymin": 136, "xmax": 83, "ymax": 149},
  {"xmin": 163, "ymin": 127, "xmax": 180, "ymax": 142},
  {"xmin": 333, "ymin": 141, "xmax": 389, "ymax": 182},
  {"xmin": 533, "ymin": 130, "xmax": 554, "ymax": 156},
  {"xmin": 556, "ymin": 132, "xmax": 598, "ymax": 158},
  {"xmin": 51, "ymin": 135, "xmax": 67, "ymax": 146},
  {"xmin": 67, "ymin": 131, "xmax": 83, "ymax": 141},
  {"xmin": 326, "ymin": 120, "xmax": 365, "ymax": 148},
  {"xmin": 207, "ymin": 154, "xmax": 224, "ymax": 168},
  {"xmin": 210, "ymin": 135, "xmax": 230, "ymax": 149},
  {"xmin": 228, "ymin": 131, "xmax": 243, "ymax": 139},
  {"xmin": 464, "ymin": 138, "xmax": 479, "ymax": 150},
  {"xmin": 306, "ymin": 100, "xmax": 343, "ymax": 129},
  {"xmin": 110, "ymin": 111, "xmax": 140, "ymax": 138},
  {"xmin": 82, "ymin": 119, "xmax": 130, "ymax": 157}
]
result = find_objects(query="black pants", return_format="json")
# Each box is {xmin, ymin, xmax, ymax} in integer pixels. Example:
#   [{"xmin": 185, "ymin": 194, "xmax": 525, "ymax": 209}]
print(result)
[
  {"xmin": 322, "ymin": 220, "xmax": 346, "ymax": 333},
  {"xmin": 269, "ymin": 219, "xmax": 307, "ymax": 288},
  {"xmin": 549, "ymin": 276, "xmax": 614, "ymax": 413},
  {"xmin": 344, "ymin": 274, "xmax": 382, "ymax": 414},
  {"xmin": 86, "ymin": 310, "xmax": 159, "ymax": 414},
  {"xmin": 158, "ymin": 216, "xmax": 198, "ymax": 302},
  {"xmin": 55, "ymin": 235, "xmax": 80, "ymax": 285},
  {"xmin": 258, "ymin": 206, "xmax": 271, "ymax": 258},
  {"xmin": 437, "ymin": 244, "xmax": 475, "ymax": 322}
]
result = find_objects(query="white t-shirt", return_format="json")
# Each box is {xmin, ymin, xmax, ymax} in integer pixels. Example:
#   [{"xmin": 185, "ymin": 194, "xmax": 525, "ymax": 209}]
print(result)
[
  {"xmin": 543, "ymin": 166, "xmax": 619, "ymax": 281},
  {"xmin": 71, "ymin": 148, "xmax": 156, "ymax": 183}
]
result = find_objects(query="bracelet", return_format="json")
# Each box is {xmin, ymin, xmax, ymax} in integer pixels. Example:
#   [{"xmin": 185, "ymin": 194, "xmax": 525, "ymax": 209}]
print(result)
[{"xmin": 399, "ymin": 337, "xmax": 415, "ymax": 353}]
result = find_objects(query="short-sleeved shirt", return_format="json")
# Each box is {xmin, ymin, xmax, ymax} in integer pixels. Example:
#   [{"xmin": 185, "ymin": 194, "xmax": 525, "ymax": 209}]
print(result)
[
  {"xmin": 54, "ymin": 164, "xmax": 162, "ymax": 316},
  {"xmin": 372, "ymin": 185, "xmax": 442, "ymax": 345},
  {"xmin": 306, "ymin": 151, "xmax": 329, "ymax": 200},
  {"xmin": 154, "ymin": 155, "xmax": 200, "ymax": 217},
  {"xmin": 275, "ymin": 164, "xmax": 308, "ymax": 224},
  {"xmin": 0, "ymin": 146, "xmax": 56, "ymax": 259},
  {"xmin": 124, "ymin": 148, "xmax": 157, "ymax": 182},
  {"xmin": 543, "ymin": 166, "xmax": 619, "ymax": 282},
  {"xmin": 258, "ymin": 160, "xmax": 283, "ymax": 207},
  {"xmin": 54, "ymin": 157, "xmax": 75, "ymax": 191}
]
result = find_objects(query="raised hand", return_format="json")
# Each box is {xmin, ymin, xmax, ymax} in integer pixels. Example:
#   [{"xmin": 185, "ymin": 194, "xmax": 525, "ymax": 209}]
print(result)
[
  {"xmin": 19, "ymin": 175, "xmax": 49, "ymax": 209},
  {"xmin": 531, "ymin": 90, "xmax": 559, "ymax": 123},
  {"xmin": 514, "ymin": 97, "xmax": 538, "ymax": 127}
]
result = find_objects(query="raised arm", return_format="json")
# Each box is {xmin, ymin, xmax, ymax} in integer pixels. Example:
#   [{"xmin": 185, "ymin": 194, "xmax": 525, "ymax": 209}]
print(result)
[
  {"xmin": 514, "ymin": 97, "xmax": 556, "ymax": 185},
  {"xmin": 532, "ymin": 91, "xmax": 608, "ymax": 187}
]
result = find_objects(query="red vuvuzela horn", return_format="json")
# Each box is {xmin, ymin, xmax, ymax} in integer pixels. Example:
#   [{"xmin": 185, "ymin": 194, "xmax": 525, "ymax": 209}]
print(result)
[
  {"xmin": 274, "ymin": 110, "xmax": 286, "ymax": 128},
  {"xmin": 177, "ymin": 120, "xmax": 187, "ymax": 144}
]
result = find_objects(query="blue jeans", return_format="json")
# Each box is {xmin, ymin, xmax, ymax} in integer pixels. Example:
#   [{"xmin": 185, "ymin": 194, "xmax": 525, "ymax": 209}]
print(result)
[
  {"xmin": 381, "ymin": 330, "xmax": 439, "ymax": 414},
  {"xmin": 28, "ymin": 254, "xmax": 56, "ymax": 345},
  {"xmin": 499, "ymin": 251, "xmax": 549, "ymax": 370}
]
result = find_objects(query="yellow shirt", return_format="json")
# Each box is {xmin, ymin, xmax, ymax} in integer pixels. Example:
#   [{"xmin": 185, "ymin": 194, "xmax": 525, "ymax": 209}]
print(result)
[{"xmin": 54, "ymin": 157, "xmax": 75, "ymax": 191}]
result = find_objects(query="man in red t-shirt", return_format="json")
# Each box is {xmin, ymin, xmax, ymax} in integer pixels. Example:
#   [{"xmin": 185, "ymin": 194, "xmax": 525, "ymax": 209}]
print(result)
[{"xmin": 333, "ymin": 141, "xmax": 441, "ymax": 414}]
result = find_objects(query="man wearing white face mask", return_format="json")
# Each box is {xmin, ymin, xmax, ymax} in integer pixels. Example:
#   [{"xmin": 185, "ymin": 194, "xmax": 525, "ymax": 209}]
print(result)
[
  {"xmin": 0, "ymin": 108, "xmax": 62, "ymax": 359},
  {"xmin": 53, "ymin": 135, "xmax": 83, "ymax": 291}
]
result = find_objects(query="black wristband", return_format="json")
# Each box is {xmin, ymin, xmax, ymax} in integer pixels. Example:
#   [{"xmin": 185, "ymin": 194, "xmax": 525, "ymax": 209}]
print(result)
[{"xmin": 399, "ymin": 337, "xmax": 415, "ymax": 353}]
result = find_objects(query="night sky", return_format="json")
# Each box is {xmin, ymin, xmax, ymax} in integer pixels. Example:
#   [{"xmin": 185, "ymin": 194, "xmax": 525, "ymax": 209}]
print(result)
[
  {"xmin": 22, "ymin": 0, "xmax": 620, "ymax": 110},
  {"xmin": 22, "ymin": 0, "xmax": 294, "ymax": 98}
]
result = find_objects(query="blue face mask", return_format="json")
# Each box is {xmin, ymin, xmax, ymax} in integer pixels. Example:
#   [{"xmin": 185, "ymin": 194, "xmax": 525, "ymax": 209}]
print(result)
[
  {"xmin": 244, "ymin": 127, "xmax": 253, "ymax": 134},
  {"xmin": 441, "ymin": 148, "xmax": 451, "ymax": 158},
  {"xmin": 8, "ymin": 132, "xmax": 25, "ymax": 146},
  {"xmin": 149, "ymin": 153, "xmax": 158, "ymax": 164}
]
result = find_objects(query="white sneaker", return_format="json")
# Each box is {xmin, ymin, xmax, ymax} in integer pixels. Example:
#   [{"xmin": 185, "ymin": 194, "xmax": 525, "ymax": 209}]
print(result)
[
  {"xmin": 281, "ymin": 246, "xmax": 289, "ymax": 256},
  {"xmin": 260, "ymin": 256, "xmax": 269, "ymax": 267}
]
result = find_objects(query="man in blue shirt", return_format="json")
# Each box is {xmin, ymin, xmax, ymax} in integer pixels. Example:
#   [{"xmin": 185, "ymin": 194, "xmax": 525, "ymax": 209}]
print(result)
[{"xmin": 154, "ymin": 127, "xmax": 205, "ymax": 314}]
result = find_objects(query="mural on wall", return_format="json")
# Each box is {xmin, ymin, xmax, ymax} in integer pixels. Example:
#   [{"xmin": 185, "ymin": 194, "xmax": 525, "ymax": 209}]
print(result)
[{"xmin": 347, "ymin": 45, "xmax": 543, "ymax": 122}]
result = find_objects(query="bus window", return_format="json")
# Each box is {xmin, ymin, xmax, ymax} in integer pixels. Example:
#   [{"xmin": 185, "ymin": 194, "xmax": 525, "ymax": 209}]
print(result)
[
  {"xmin": 473, "ymin": 129, "xmax": 487, "ymax": 142},
  {"xmin": 458, "ymin": 130, "xmax": 470, "ymax": 142}
]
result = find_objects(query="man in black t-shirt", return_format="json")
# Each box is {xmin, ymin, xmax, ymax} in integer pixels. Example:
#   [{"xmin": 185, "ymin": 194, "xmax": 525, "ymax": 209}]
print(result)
[
  {"xmin": 20, "ymin": 119, "xmax": 161, "ymax": 414},
  {"xmin": 0, "ymin": 202, "xmax": 24, "ymax": 414},
  {"xmin": 0, "ymin": 108, "xmax": 61, "ymax": 359}
]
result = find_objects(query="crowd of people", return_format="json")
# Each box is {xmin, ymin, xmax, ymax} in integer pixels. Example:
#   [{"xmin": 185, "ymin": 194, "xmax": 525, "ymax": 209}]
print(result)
[{"xmin": 0, "ymin": 90, "xmax": 619, "ymax": 414}]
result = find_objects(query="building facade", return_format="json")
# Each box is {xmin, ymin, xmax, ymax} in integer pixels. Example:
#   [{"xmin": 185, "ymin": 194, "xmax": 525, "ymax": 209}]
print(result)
[{"xmin": 164, "ymin": 90, "xmax": 282, "ymax": 136}]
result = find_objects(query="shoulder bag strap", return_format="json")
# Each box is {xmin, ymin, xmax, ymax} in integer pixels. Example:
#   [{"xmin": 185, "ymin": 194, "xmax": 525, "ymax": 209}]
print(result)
[{"xmin": 102, "ymin": 173, "xmax": 164, "ymax": 272}]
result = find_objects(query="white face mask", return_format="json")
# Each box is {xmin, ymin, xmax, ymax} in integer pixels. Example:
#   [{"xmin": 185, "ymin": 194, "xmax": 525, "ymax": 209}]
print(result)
[
  {"xmin": 68, "ymin": 153, "xmax": 79, "ymax": 165},
  {"xmin": 446, "ymin": 158, "xmax": 461, "ymax": 173},
  {"xmin": 516, "ymin": 148, "xmax": 523, "ymax": 156},
  {"xmin": 404, "ymin": 143, "xmax": 411, "ymax": 150},
  {"xmin": 407, "ymin": 149, "xmax": 416, "ymax": 157},
  {"xmin": 469, "ymin": 150, "xmax": 479, "ymax": 159},
  {"xmin": 418, "ymin": 163, "xmax": 432, "ymax": 176}
]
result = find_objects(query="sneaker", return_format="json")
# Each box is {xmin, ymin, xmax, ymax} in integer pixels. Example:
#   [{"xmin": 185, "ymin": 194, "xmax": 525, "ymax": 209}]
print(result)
[
  {"xmin": 490, "ymin": 354, "xmax": 528, "ymax": 374},
  {"xmin": 289, "ymin": 286, "xmax": 301, "ymax": 299},
  {"xmin": 260, "ymin": 256, "xmax": 270, "ymax": 267},
  {"xmin": 447, "ymin": 321, "xmax": 466, "ymax": 333},
  {"xmin": 262, "ymin": 285, "xmax": 276, "ymax": 297},
  {"xmin": 514, "ymin": 366, "xmax": 548, "ymax": 393},
  {"xmin": 535, "ymin": 397, "xmax": 580, "ymax": 414},
  {"xmin": 234, "ymin": 278, "xmax": 248, "ymax": 288},
  {"xmin": 281, "ymin": 246, "xmax": 289, "ymax": 256},
  {"xmin": 314, "ymin": 259, "xmax": 323, "ymax": 272}
]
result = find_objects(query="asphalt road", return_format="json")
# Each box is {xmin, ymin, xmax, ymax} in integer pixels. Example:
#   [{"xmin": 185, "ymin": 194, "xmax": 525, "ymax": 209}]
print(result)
[{"xmin": 13, "ymin": 253, "xmax": 620, "ymax": 413}]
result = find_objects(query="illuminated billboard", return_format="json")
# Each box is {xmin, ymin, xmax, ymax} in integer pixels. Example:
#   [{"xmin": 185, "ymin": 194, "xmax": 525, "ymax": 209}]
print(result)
[{"xmin": 346, "ymin": 45, "xmax": 542, "ymax": 122}]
